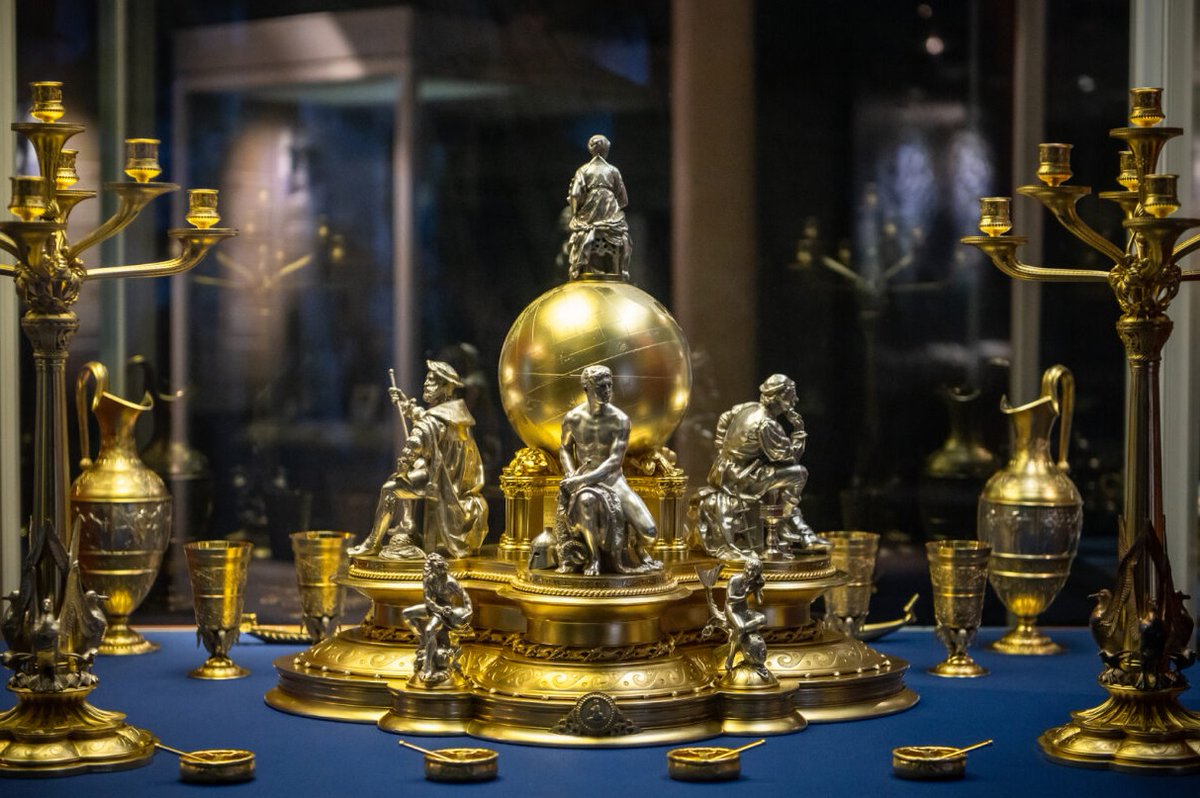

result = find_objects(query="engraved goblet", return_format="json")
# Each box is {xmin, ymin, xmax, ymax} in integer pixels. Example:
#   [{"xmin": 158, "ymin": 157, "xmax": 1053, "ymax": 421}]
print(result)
[
  {"xmin": 927, "ymin": 540, "xmax": 990, "ymax": 678},
  {"xmin": 185, "ymin": 540, "xmax": 253, "ymax": 679},
  {"xmin": 291, "ymin": 531, "xmax": 354, "ymax": 642},
  {"xmin": 823, "ymin": 531, "xmax": 879, "ymax": 637}
]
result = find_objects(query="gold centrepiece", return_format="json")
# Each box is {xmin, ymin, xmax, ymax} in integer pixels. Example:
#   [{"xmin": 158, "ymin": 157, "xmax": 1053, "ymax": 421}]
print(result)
[
  {"xmin": 963, "ymin": 86, "xmax": 1200, "ymax": 774},
  {"xmin": 266, "ymin": 135, "xmax": 915, "ymax": 746}
]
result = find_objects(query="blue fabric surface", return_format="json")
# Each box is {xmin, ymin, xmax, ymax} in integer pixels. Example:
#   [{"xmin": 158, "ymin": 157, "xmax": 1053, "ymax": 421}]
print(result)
[{"xmin": 2, "ymin": 628, "xmax": 1195, "ymax": 795}]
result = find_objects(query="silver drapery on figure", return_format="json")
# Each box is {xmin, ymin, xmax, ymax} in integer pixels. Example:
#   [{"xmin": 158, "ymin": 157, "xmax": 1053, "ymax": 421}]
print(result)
[
  {"xmin": 693, "ymin": 374, "xmax": 828, "ymax": 561},
  {"xmin": 530, "ymin": 365, "xmax": 661, "ymax": 575},
  {"xmin": 403, "ymin": 553, "xmax": 473, "ymax": 686},
  {"xmin": 350, "ymin": 361, "xmax": 488, "ymax": 560},
  {"xmin": 697, "ymin": 558, "xmax": 773, "ymax": 683},
  {"xmin": 566, "ymin": 135, "xmax": 632, "ymax": 280}
]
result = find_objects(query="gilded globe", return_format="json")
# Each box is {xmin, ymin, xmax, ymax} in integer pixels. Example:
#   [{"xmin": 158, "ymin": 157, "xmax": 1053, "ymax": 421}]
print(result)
[{"xmin": 499, "ymin": 278, "xmax": 692, "ymax": 456}]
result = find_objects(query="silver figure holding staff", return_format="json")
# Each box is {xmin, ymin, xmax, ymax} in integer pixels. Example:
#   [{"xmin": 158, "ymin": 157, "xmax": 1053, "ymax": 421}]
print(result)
[{"xmin": 350, "ymin": 361, "xmax": 488, "ymax": 560}]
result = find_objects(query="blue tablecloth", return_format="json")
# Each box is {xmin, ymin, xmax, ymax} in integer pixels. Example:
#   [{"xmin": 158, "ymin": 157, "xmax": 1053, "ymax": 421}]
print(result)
[{"xmin": 2, "ymin": 628, "xmax": 1195, "ymax": 795}]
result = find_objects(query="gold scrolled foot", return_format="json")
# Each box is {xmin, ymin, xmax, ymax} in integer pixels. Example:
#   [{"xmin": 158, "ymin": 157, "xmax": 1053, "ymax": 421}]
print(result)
[
  {"xmin": 0, "ymin": 686, "xmax": 156, "ymax": 776},
  {"xmin": 189, "ymin": 655, "xmax": 250, "ymax": 680},
  {"xmin": 990, "ymin": 622, "xmax": 1063, "ymax": 656},
  {"xmin": 1038, "ymin": 684, "xmax": 1200, "ymax": 774},
  {"xmin": 98, "ymin": 618, "xmax": 160, "ymax": 656}
]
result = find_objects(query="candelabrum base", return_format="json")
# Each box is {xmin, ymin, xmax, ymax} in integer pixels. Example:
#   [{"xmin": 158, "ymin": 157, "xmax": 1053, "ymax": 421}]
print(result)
[
  {"xmin": 98, "ymin": 621, "xmax": 160, "ymax": 656},
  {"xmin": 189, "ymin": 655, "xmax": 249, "ymax": 680},
  {"xmin": 1038, "ymin": 683, "xmax": 1200, "ymax": 775},
  {"xmin": 0, "ymin": 685, "xmax": 156, "ymax": 777},
  {"xmin": 990, "ymin": 623, "xmax": 1063, "ymax": 656}
]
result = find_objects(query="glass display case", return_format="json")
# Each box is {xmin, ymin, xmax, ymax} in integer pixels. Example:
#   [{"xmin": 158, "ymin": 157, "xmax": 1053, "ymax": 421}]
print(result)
[{"xmin": 1, "ymin": 0, "xmax": 1192, "ymax": 635}]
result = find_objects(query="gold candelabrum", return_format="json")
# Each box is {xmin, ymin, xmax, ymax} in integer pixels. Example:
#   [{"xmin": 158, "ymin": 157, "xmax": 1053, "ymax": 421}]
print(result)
[
  {"xmin": 0, "ymin": 81, "xmax": 235, "ymax": 776},
  {"xmin": 963, "ymin": 86, "xmax": 1200, "ymax": 775}
]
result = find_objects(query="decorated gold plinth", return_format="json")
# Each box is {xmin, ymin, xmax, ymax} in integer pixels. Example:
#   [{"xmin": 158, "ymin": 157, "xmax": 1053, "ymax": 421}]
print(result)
[
  {"xmin": 0, "ymin": 686, "xmax": 156, "ymax": 776},
  {"xmin": 268, "ymin": 544, "xmax": 914, "ymax": 742}
]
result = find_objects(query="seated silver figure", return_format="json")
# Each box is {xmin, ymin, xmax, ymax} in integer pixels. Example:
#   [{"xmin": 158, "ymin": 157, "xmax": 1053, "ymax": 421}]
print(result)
[
  {"xmin": 403, "ymin": 553, "xmax": 473, "ymax": 686},
  {"xmin": 694, "ymin": 374, "xmax": 828, "ymax": 561},
  {"xmin": 699, "ymin": 558, "xmax": 771, "ymax": 681},
  {"xmin": 350, "ymin": 361, "xmax": 488, "ymax": 560},
  {"xmin": 531, "ymin": 365, "xmax": 661, "ymax": 576}
]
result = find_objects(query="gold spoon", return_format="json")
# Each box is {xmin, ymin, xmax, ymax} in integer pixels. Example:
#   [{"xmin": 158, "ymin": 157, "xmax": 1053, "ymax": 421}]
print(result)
[
  {"xmin": 397, "ymin": 739, "xmax": 458, "ymax": 763},
  {"xmin": 155, "ymin": 742, "xmax": 192, "ymax": 758},
  {"xmin": 926, "ymin": 739, "xmax": 993, "ymax": 760},
  {"xmin": 707, "ymin": 738, "xmax": 766, "ymax": 761}
]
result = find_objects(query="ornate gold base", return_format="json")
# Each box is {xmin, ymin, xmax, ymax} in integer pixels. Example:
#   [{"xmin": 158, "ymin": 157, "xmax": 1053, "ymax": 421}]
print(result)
[
  {"xmin": 189, "ymin": 655, "xmax": 250, "ymax": 680},
  {"xmin": 766, "ymin": 630, "xmax": 917, "ymax": 721},
  {"xmin": 0, "ymin": 686, "xmax": 156, "ymax": 777},
  {"xmin": 928, "ymin": 654, "xmax": 988, "ymax": 678},
  {"xmin": 267, "ymin": 550, "xmax": 917, "ymax": 740},
  {"xmin": 98, "ymin": 620, "xmax": 160, "ymax": 656},
  {"xmin": 1038, "ymin": 683, "xmax": 1200, "ymax": 775},
  {"xmin": 991, "ymin": 623, "xmax": 1062, "ymax": 656}
]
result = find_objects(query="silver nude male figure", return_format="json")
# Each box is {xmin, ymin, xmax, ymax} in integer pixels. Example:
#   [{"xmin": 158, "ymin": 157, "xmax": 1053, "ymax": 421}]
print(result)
[{"xmin": 554, "ymin": 365, "xmax": 660, "ymax": 576}]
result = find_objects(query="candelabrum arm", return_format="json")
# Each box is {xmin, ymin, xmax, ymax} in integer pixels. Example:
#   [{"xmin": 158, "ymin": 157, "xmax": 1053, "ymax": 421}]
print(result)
[
  {"xmin": 66, "ymin": 182, "xmax": 178, "ymax": 260},
  {"xmin": 85, "ymin": 228, "xmax": 236, "ymax": 280},
  {"xmin": 962, "ymin": 235, "xmax": 1110, "ymax": 283},
  {"xmin": 820, "ymin": 255, "xmax": 866, "ymax": 286},
  {"xmin": 1018, "ymin": 185, "xmax": 1126, "ymax": 264},
  {"xmin": 0, "ymin": 232, "xmax": 18, "ymax": 264},
  {"xmin": 1173, "ymin": 232, "xmax": 1200, "ymax": 263}
]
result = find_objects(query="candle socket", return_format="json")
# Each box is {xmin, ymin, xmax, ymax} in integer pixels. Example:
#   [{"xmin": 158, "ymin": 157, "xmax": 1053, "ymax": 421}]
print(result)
[
  {"xmin": 186, "ymin": 189, "xmax": 221, "ymax": 229},
  {"xmin": 29, "ymin": 81, "xmax": 64, "ymax": 123},
  {"xmin": 978, "ymin": 197, "xmax": 1012, "ymax": 237},
  {"xmin": 1129, "ymin": 87, "xmax": 1164, "ymax": 128},
  {"xmin": 124, "ymin": 138, "xmax": 161, "ymax": 183},
  {"xmin": 1117, "ymin": 150, "xmax": 1138, "ymax": 191},
  {"xmin": 1037, "ymin": 143, "xmax": 1072, "ymax": 187},
  {"xmin": 1141, "ymin": 173, "xmax": 1179, "ymax": 218},
  {"xmin": 9, "ymin": 176, "xmax": 48, "ymax": 221},
  {"xmin": 56, "ymin": 149, "xmax": 79, "ymax": 190}
]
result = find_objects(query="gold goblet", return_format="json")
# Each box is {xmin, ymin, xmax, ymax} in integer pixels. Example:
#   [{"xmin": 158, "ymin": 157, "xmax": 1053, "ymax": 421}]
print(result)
[
  {"xmin": 823, "ymin": 531, "xmax": 879, "ymax": 637},
  {"xmin": 185, "ymin": 540, "xmax": 253, "ymax": 679},
  {"xmin": 927, "ymin": 540, "xmax": 990, "ymax": 678},
  {"xmin": 291, "ymin": 531, "xmax": 353, "ymax": 642}
]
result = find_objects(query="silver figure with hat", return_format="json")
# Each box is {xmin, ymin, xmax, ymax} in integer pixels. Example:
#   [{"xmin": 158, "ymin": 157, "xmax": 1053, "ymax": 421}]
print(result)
[{"xmin": 351, "ymin": 361, "xmax": 488, "ymax": 560}]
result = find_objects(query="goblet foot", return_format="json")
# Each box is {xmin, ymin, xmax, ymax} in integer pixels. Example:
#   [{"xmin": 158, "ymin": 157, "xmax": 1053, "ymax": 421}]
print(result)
[
  {"xmin": 99, "ymin": 619, "xmax": 160, "ymax": 656},
  {"xmin": 991, "ymin": 621, "xmax": 1062, "ymax": 656},
  {"xmin": 189, "ymin": 655, "xmax": 250, "ymax": 680},
  {"xmin": 928, "ymin": 653, "xmax": 988, "ymax": 678}
]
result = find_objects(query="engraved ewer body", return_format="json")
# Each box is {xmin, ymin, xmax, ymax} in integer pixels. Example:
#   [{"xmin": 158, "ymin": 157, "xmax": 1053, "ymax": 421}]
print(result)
[
  {"xmin": 70, "ymin": 361, "xmax": 172, "ymax": 655},
  {"xmin": 977, "ymin": 365, "xmax": 1082, "ymax": 655}
]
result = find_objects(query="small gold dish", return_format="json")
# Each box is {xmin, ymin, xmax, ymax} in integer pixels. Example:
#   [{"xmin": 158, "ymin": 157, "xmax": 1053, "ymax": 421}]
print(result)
[
  {"xmin": 667, "ymin": 747, "xmax": 742, "ymax": 782},
  {"xmin": 422, "ymin": 747, "xmax": 498, "ymax": 783},
  {"xmin": 177, "ymin": 748, "xmax": 256, "ymax": 784},
  {"xmin": 892, "ymin": 740, "xmax": 991, "ymax": 781}
]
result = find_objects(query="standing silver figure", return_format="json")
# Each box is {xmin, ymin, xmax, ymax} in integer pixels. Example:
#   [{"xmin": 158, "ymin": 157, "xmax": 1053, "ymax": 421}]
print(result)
[
  {"xmin": 566, "ymin": 135, "xmax": 631, "ymax": 280},
  {"xmin": 698, "ymin": 558, "xmax": 772, "ymax": 682},
  {"xmin": 537, "ymin": 365, "xmax": 661, "ymax": 575},
  {"xmin": 403, "ymin": 553, "xmax": 473, "ymax": 686},
  {"xmin": 694, "ymin": 374, "xmax": 828, "ymax": 561},
  {"xmin": 351, "ymin": 361, "xmax": 488, "ymax": 560}
]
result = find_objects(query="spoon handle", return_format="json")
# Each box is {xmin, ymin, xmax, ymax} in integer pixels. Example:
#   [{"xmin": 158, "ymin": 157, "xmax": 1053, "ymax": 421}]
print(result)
[
  {"xmin": 155, "ymin": 742, "xmax": 191, "ymax": 758},
  {"xmin": 397, "ymin": 739, "xmax": 456, "ymax": 762},
  {"xmin": 709, "ymin": 738, "xmax": 766, "ymax": 761}
]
